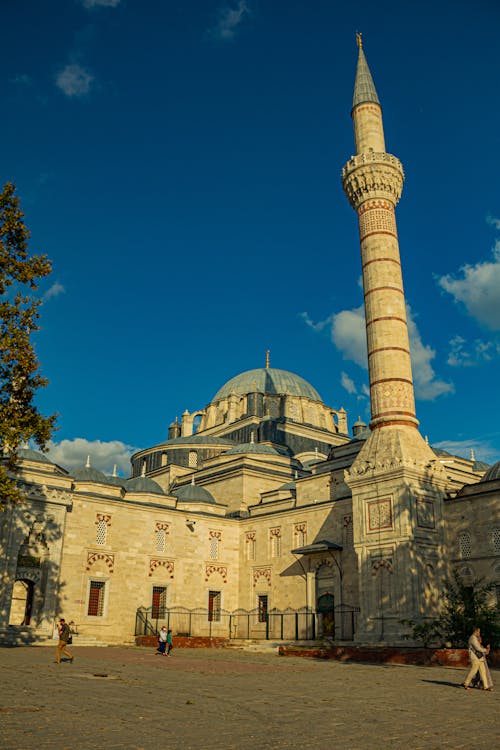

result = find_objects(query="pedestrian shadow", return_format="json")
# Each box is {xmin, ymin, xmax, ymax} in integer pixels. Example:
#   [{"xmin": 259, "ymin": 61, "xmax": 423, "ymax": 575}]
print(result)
[{"xmin": 421, "ymin": 679, "xmax": 462, "ymax": 688}]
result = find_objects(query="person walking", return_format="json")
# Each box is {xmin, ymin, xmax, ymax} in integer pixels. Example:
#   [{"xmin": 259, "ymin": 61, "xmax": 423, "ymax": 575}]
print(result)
[
  {"xmin": 55, "ymin": 618, "xmax": 74, "ymax": 664},
  {"xmin": 166, "ymin": 629, "xmax": 173, "ymax": 657},
  {"xmin": 463, "ymin": 627, "xmax": 489, "ymax": 691},
  {"xmin": 157, "ymin": 626, "xmax": 168, "ymax": 655}
]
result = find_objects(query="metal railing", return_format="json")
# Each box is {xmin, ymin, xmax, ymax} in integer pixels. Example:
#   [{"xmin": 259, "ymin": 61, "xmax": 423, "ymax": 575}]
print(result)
[{"xmin": 135, "ymin": 604, "xmax": 359, "ymax": 641}]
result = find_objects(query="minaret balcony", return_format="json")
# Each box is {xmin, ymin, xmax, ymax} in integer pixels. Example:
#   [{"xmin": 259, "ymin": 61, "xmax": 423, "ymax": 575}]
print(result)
[{"xmin": 342, "ymin": 152, "xmax": 404, "ymax": 210}]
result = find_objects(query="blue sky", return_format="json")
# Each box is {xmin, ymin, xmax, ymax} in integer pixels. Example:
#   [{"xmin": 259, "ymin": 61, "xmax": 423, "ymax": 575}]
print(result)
[{"xmin": 1, "ymin": 0, "xmax": 499, "ymax": 474}]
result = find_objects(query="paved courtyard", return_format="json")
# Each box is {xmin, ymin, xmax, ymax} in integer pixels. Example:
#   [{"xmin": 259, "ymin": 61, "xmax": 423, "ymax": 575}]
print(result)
[{"xmin": 0, "ymin": 645, "xmax": 497, "ymax": 749}]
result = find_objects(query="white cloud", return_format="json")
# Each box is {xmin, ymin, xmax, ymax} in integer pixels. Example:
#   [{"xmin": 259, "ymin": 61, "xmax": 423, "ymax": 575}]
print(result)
[
  {"xmin": 210, "ymin": 1, "xmax": 251, "ymax": 41},
  {"xmin": 341, "ymin": 371, "xmax": 357, "ymax": 394},
  {"xmin": 437, "ymin": 241, "xmax": 500, "ymax": 331},
  {"xmin": 43, "ymin": 282, "xmax": 65, "ymax": 302},
  {"xmin": 432, "ymin": 438, "xmax": 498, "ymax": 465},
  {"xmin": 447, "ymin": 335, "xmax": 500, "ymax": 367},
  {"xmin": 331, "ymin": 305, "xmax": 367, "ymax": 368},
  {"xmin": 405, "ymin": 306, "xmax": 454, "ymax": 400},
  {"xmin": 302, "ymin": 303, "xmax": 453, "ymax": 401},
  {"xmin": 56, "ymin": 64, "xmax": 94, "ymax": 98},
  {"xmin": 82, "ymin": 0, "xmax": 121, "ymax": 7},
  {"xmin": 47, "ymin": 438, "xmax": 138, "ymax": 476},
  {"xmin": 486, "ymin": 215, "xmax": 500, "ymax": 231}
]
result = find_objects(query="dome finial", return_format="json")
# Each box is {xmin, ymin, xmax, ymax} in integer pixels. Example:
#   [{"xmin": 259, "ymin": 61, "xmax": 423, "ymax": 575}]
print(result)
[
  {"xmin": 470, "ymin": 448, "xmax": 476, "ymax": 462},
  {"xmin": 112, "ymin": 464, "xmax": 118, "ymax": 477},
  {"xmin": 265, "ymin": 349, "xmax": 270, "ymax": 369},
  {"xmin": 86, "ymin": 455, "xmax": 91, "ymax": 468},
  {"xmin": 356, "ymin": 31, "xmax": 363, "ymax": 49}
]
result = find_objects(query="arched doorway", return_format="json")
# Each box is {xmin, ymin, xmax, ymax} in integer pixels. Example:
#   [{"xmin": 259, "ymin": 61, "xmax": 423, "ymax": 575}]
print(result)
[{"xmin": 316, "ymin": 564, "xmax": 335, "ymax": 636}]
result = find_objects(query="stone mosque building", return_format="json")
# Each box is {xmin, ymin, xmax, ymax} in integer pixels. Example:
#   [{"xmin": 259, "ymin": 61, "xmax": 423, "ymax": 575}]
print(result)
[{"xmin": 1, "ymin": 39, "xmax": 499, "ymax": 646}]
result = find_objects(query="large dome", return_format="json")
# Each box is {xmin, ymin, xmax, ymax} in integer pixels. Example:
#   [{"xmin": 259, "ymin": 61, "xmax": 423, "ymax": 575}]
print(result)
[{"xmin": 212, "ymin": 368, "xmax": 322, "ymax": 402}]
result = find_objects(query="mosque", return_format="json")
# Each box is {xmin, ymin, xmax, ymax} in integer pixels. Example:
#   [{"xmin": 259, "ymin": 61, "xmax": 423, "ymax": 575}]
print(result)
[{"xmin": 1, "ymin": 39, "xmax": 499, "ymax": 646}]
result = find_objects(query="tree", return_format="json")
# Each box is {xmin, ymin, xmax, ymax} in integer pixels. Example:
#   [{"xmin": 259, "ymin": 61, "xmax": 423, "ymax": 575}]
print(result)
[
  {"xmin": 0, "ymin": 182, "xmax": 57, "ymax": 507},
  {"xmin": 402, "ymin": 570, "xmax": 500, "ymax": 649}
]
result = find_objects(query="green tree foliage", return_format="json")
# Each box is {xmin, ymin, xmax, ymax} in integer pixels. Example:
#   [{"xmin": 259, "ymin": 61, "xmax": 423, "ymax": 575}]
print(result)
[
  {"xmin": 0, "ymin": 182, "xmax": 57, "ymax": 506},
  {"xmin": 402, "ymin": 570, "xmax": 500, "ymax": 648}
]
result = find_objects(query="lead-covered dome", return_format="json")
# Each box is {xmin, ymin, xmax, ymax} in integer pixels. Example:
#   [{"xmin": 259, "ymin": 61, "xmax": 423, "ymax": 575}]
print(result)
[{"xmin": 212, "ymin": 368, "xmax": 322, "ymax": 402}]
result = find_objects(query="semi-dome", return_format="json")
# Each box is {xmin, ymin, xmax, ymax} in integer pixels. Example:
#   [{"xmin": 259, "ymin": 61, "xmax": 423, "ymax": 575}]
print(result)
[
  {"xmin": 126, "ymin": 476, "xmax": 165, "ymax": 494},
  {"xmin": 172, "ymin": 483, "xmax": 216, "ymax": 504},
  {"xmin": 212, "ymin": 367, "xmax": 322, "ymax": 402},
  {"xmin": 480, "ymin": 461, "xmax": 500, "ymax": 483}
]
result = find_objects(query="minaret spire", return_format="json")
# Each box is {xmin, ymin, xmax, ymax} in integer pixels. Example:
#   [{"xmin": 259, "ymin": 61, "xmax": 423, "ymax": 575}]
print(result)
[{"xmin": 353, "ymin": 34, "xmax": 380, "ymax": 111}]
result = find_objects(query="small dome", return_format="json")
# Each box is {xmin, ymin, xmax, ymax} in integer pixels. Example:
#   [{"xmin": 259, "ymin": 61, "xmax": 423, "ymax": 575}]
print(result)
[
  {"xmin": 480, "ymin": 461, "xmax": 500, "ymax": 482},
  {"xmin": 17, "ymin": 448, "xmax": 55, "ymax": 465},
  {"xmin": 226, "ymin": 442, "xmax": 282, "ymax": 456},
  {"xmin": 73, "ymin": 466, "xmax": 111, "ymax": 484},
  {"xmin": 172, "ymin": 483, "xmax": 216, "ymax": 504},
  {"xmin": 212, "ymin": 367, "xmax": 322, "ymax": 402},
  {"xmin": 126, "ymin": 476, "xmax": 165, "ymax": 494}
]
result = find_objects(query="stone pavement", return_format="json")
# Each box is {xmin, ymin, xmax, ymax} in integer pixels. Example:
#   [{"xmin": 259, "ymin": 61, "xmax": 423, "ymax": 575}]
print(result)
[{"xmin": 0, "ymin": 645, "xmax": 497, "ymax": 750}]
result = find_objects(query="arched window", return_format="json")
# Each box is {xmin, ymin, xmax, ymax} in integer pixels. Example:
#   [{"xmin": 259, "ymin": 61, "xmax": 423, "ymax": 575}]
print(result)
[{"xmin": 188, "ymin": 450, "xmax": 198, "ymax": 468}]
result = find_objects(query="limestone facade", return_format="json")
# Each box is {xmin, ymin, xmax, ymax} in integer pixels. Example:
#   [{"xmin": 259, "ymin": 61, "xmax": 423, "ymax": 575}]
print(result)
[{"xmin": 1, "ymin": 43, "xmax": 498, "ymax": 645}]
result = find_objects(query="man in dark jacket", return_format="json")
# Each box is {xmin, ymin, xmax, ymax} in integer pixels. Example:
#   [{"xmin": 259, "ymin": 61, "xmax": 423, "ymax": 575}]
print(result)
[{"xmin": 55, "ymin": 618, "xmax": 74, "ymax": 664}]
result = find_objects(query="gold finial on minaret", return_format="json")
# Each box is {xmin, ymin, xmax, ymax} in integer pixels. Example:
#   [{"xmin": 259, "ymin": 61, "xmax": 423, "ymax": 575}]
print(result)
[
  {"xmin": 356, "ymin": 31, "xmax": 363, "ymax": 49},
  {"xmin": 265, "ymin": 350, "xmax": 270, "ymax": 369}
]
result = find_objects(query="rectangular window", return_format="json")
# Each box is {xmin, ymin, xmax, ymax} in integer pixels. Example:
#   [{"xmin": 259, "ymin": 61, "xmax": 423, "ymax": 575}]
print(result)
[
  {"xmin": 208, "ymin": 590, "xmax": 221, "ymax": 622},
  {"xmin": 152, "ymin": 586, "xmax": 167, "ymax": 618},
  {"xmin": 258, "ymin": 595, "xmax": 268, "ymax": 623},
  {"xmin": 87, "ymin": 580, "xmax": 106, "ymax": 617}
]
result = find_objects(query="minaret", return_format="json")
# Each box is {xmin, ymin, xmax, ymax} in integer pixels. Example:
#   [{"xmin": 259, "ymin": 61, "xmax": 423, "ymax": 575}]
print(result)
[
  {"xmin": 343, "ymin": 32, "xmax": 416, "ymax": 433},
  {"xmin": 342, "ymin": 36, "xmax": 448, "ymax": 643}
]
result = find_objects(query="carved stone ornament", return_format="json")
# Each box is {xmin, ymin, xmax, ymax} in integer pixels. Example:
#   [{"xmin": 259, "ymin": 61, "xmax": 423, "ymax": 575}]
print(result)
[
  {"xmin": 253, "ymin": 568, "xmax": 272, "ymax": 587},
  {"xmin": 149, "ymin": 558, "xmax": 175, "ymax": 578},
  {"xmin": 86, "ymin": 551, "xmax": 114, "ymax": 572},
  {"xmin": 205, "ymin": 564, "xmax": 228, "ymax": 583},
  {"xmin": 342, "ymin": 152, "xmax": 404, "ymax": 211}
]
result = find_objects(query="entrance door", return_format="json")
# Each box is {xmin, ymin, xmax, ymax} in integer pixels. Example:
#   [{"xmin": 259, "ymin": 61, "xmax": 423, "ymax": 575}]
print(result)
[{"xmin": 316, "ymin": 564, "xmax": 335, "ymax": 636}]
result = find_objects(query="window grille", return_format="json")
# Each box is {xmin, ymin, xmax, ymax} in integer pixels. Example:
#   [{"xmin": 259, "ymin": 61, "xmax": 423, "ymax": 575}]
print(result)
[
  {"xmin": 87, "ymin": 580, "xmax": 105, "ymax": 616},
  {"xmin": 156, "ymin": 528, "xmax": 166, "ymax": 552},
  {"xmin": 152, "ymin": 586, "xmax": 167, "ymax": 618},
  {"xmin": 208, "ymin": 590, "xmax": 221, "ymax": 622},
  {"xmin": 258, "ymin": 595, "xmax": 268, "ymax": 623},
  {"xmin": 458, "ymin": 532, "xmax": 472, "ymax": 559},
  {"xmin": 188, "ymin": 450, "xmax": 198, "ymax": 468},
  {"xmin": 96, "ymin": 519, "xmax": 107, "ymax": 546},
  {"xmin": 209, "ymin": 535, "xmax": 219, "ymax": 560},
  {"xmin": 491, "ymin": 528, "xmax": 500, "ymax": 553}
]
